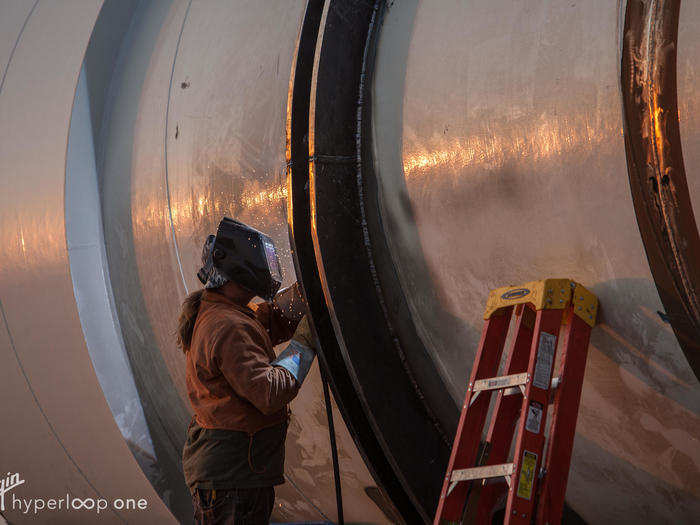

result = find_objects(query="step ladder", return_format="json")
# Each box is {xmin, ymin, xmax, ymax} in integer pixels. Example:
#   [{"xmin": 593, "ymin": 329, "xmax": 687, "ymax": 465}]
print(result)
[{"xmin": 434, "ymin": 279, "xmax": 598, "ymax": 525}]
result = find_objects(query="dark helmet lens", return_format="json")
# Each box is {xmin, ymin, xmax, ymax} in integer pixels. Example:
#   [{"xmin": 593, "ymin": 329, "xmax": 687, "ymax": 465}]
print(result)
[{"xmin": 210, "ymin": 217, "xmax": 283, "ymax": 300}]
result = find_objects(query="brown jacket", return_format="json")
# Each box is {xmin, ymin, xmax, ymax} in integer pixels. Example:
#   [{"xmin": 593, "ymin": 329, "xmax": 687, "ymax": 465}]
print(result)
[{"xmin": 186, "ymin": 289, "xmax": 299, "ymax": 434}]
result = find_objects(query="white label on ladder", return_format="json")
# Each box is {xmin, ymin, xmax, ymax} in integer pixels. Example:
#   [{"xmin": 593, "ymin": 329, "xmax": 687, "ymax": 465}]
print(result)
[
  {"xmin": 525, "ymin": 401, "xmax": 543, "ymax": 434},
  {"xmin": 533, "ymin": 332, "xmax": 556, "ymax": 390}
]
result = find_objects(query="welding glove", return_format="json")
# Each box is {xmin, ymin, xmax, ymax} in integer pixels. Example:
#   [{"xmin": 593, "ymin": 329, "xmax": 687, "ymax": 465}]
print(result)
[
  {"xmin": 271, "ymin": 315, "xmax": 317, "ymax": 385},
  {"xmin": 273, "ymin": 282, "xmax": 306, "ymax": 324}
]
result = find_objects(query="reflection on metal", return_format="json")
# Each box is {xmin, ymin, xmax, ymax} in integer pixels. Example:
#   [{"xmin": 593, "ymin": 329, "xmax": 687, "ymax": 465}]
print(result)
[
  {"xmin": 621, "ymin": 0, "xmax": 700, "ymax": 379},
  {"xmin": 66, "ymin": 65, "xmax": 154, "ymax": 459},
  {"xmin": 403, "ymin": 115, "xmax": 624, "ymax": 182},
  {"xmin": 2, "ymin": 0, "xmax": 390, "ymax": 523},
  {"xmin": 3, "ymin": 0, "xmax": 700, "ymax": 523},
  {"xmin": 368, "ymin": 0, "xmax": 700, "ymax": 523},
  {"xmin": 0, "ymin": 0, "xmax": 174, "ymax": 522}
]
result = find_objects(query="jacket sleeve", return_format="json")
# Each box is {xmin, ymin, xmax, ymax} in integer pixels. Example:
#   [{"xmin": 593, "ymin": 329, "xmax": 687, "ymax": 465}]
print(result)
[
  {"xmin": 214, "ymin": 321, "xmax": 300, "ymax": 415},
  {"xmin": 253, "ymin": 301, "xmax": 300, "ymax": 347}
]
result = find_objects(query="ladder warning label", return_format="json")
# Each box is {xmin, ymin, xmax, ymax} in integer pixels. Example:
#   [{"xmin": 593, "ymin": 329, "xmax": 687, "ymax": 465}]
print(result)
[
  {"xmin": 517, "ymin": 450, "xmax": 538, "ymax": 500},
  {"xmin": 525, "ymin": 402, "xmax": 543, "ymax": 434},
  {"xmin": 533, "ymin": 332, "xmax": 556, "ymax": 389}
]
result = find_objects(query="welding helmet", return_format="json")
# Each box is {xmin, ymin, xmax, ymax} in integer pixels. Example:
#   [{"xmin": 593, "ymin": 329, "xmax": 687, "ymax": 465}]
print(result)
[{"xmin": 197, "ymin": 217, "xmax": 283, "ymax": 301}]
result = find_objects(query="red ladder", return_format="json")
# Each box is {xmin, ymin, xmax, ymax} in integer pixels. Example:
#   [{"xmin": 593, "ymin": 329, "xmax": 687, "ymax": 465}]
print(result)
[{"xmin": 433, "ymin": 279, "xmax": 597, "ymax": 525}]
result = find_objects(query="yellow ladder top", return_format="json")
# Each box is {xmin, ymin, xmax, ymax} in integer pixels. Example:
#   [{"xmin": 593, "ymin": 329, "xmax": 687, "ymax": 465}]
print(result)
[{"xmin": 483, "ymin": 278, "xmax": 598, "ymax": 327}]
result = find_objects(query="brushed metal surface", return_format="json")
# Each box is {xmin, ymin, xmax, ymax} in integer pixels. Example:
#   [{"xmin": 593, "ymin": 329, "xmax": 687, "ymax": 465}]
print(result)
[
  {"xmin": 0, "ymin": 0, "xmax": 37, "ymax": 90},
  {"xmin": 66, "ymin": 66, "xmax": 154, "ymax": 461},
  {"xmin": 373, "ymin": 0, "xmax": 700, "ymax": 522},
  {"xmin": 97, "ymin": 0, "xmax": 387, "ymax": 521},
  {"xmin": 3, "ymin": 0, "xmax": 698, "ymax": 523},
  {"xmin": 0, "ymin": 0, "xmax": 175, "ymax": 523},
  {"xmin": 1, "ymin": 0, "xmax": 389, "ymax": 522}
]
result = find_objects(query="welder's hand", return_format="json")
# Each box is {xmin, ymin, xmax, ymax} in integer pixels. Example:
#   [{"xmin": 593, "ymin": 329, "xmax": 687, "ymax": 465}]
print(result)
[
  {"xmin": 273, "ymin": 282, "xmax": 306, "ymax": 323},
  {"xmin": 273, "ymin": 315, "xmax": 317, "ymax": 384},
  {"xmin": 292, "ymin": 315, "xmax": 316, "ymax": 350}
]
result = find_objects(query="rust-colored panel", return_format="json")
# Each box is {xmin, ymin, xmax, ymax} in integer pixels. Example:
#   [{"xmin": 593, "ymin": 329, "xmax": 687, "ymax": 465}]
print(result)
[{"xmin": 621, "ymin": 0, "xmax": 700, "ymax": 377}]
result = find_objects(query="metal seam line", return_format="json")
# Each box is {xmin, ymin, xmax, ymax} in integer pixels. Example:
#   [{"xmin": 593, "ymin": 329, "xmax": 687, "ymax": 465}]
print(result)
[
  {"xmin": 164, "ymin": 0, "xmax": 194, "ymax": 295},
  {"xmin": 283, "ymin": 472, "xmax": 331, "ymax": 522},
  {"xmin": 0, "ymin": 297, "xmax": 126, "ymax": 523},
  {"xmin": 0, "ymin": 0, "xmax": 40, "ymax": 95},
  {"xmin": 354, "ymin": 0, "xmax": 448, "ymax": 448}
]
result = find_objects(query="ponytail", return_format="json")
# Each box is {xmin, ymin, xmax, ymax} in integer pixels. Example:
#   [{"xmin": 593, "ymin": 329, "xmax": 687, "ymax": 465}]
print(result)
[{"xmin": 177, "ymin": 289, "xmax": 204, "ymax": 353}]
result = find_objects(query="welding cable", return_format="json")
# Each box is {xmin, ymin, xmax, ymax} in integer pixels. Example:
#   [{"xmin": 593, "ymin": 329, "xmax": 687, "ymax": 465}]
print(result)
[{"xmin": 320, "ymin": 365, "xmax": 344, "ymax": 525}]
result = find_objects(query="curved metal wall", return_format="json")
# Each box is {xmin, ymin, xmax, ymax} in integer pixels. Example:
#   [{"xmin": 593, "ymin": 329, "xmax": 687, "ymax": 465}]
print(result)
[
  {"xmin": 1, "ymin": 0, "xmax": 390, "ymax": 523},
  {"xmin": 0, "ymin": 1, "xmax": 174, "ymax": 523},
  {"xmin": 296, "ymin": 0, "xmax": 700, "ymax": 523},
  {"xmin": 96, "ymin": 0, "xmax": 387, "ymax": 522},
  {"xmin": 3, "ymin": 0, "xmax": 700, "ymax": 524},
  {"xmin": 621, "ymin": 0, "xmax": 700, "ymax": 382}
]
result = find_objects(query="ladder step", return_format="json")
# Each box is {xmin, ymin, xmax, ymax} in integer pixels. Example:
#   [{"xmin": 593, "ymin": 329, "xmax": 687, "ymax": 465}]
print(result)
[
  {"xmin": 503, "ymin": 376, "xmax": 560, "ymax": 397},
  {"xmin": 473, "ymin": 372, "xmax": 528, "ymax": 393},
  {"xmin": 451, "ymin": 463, "xmax": 515, "ymax": 482},
  {"xmin": 434, "ymin": 280, "xmax": 597, "ymax": 525}
]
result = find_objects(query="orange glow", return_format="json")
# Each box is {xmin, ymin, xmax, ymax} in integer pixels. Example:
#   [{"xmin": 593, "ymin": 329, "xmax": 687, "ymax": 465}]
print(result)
[
  {"xmin": 652, "ymin": 95, "xmax": 665, "ymax": 164},
  {"xmin": 240, "ymin": 184, "xmax": 288, "ymax": 208},
  {"xmin": 402, "ymin": 114, "xmax": 624, "ymax": 180}
]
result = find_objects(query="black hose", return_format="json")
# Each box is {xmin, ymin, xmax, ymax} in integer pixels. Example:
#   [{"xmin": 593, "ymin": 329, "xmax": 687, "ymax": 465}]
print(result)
[{"xmin": 320, "ymin": 365, "xmax": 344, "ymax": 525}]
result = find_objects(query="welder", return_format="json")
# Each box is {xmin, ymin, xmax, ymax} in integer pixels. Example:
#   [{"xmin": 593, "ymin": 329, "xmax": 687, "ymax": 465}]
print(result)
[{"xmin": 178, "ymin": 217, "xmax": 316, "ymax": 525}]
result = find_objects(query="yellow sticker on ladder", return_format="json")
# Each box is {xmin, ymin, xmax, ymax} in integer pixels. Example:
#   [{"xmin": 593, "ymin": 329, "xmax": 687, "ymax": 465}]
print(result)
[{"xmin": 517, "ymin": 450, "xmax": 537, "ymax": 500}]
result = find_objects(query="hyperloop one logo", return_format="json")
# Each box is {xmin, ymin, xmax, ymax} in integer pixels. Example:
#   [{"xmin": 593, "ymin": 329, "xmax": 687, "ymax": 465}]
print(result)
[
  {"xmin": 501, "ymin": 288, "xmax": 531, "ymax": 300},
  {"xmin": 1, "ymin": 471, "xmax": 149, "ymax": 516},
  {"xmin": 0, "ymin": 473, "xmax": 25, "ymax": 512}
]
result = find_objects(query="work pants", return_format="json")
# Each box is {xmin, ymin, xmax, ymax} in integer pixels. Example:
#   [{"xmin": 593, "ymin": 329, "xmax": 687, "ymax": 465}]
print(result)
[{"xmin": 192, "ymin": 487, "xmax": 274, "ymax": 525}]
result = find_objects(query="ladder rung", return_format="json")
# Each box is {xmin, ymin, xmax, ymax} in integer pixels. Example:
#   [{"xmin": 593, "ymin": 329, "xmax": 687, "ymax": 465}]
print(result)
[
  {"xmin": 503, "ymin": 376, "xmax": 560, "ymax": 397},
  {"xmin": 473, "ymin": 372, "xmax": 528, "ymax": 393},
  {"xmin": 451, "ymin": 462, "xmax": 515, "ymax": 482}
]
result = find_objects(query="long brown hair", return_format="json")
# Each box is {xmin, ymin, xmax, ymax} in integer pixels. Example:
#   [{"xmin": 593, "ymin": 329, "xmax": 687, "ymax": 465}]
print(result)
[{"xmin": 177, "ymin": 289, "xmax": 204, "ymax": 353}]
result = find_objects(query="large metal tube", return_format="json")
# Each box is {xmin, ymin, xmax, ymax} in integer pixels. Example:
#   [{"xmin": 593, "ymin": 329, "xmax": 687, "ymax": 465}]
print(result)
[
  {"xmin": 0, "ymin": 1, "xmax": 173, "ymax": 523},
  {"xmin": 300, "ymin": 0, "xmax": 700, "ymax": 522},
  {"xmin": 2, "ymin": 0, "xmax": 699, "ymax": 523},
  {"xmin": 1, "ymin": 1, "xmax": 390, "ymax": 523}
]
